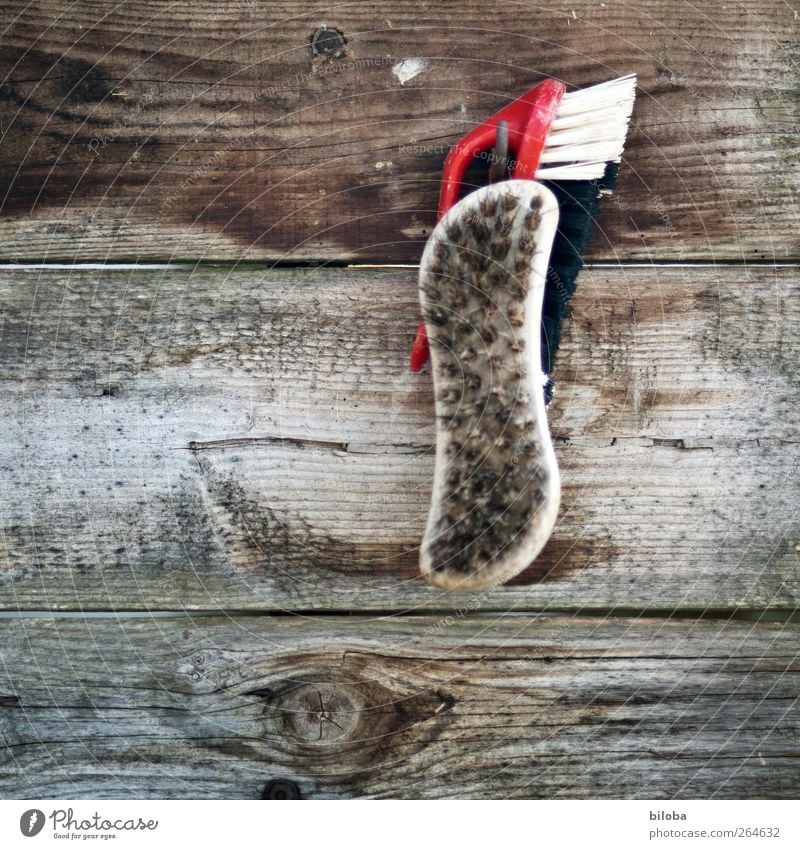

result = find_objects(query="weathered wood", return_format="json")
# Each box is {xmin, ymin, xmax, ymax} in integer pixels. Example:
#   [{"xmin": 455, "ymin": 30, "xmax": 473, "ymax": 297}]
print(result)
[
  {"xmin": 0, "ymin": 615, "xmax": 797, "ymax": 799},
  {"xmin": 0, "ymin": 265, "xmax": 797, "ymax": 611},
  {"xmin": 1, "ymin": 1, "xmax": 798, "ymax": 261}
]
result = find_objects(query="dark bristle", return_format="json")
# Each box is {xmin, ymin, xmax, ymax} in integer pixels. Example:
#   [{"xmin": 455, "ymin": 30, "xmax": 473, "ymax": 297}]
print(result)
[{"xmin": 599, "ymin": 162, "xmax": 621, "ymax": 195}]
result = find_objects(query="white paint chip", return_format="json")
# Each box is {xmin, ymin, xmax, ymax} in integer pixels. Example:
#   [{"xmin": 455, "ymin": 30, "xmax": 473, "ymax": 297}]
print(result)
[{"xmin": 392, "ymin": 58, "xmax": 426, "ymax": 86}]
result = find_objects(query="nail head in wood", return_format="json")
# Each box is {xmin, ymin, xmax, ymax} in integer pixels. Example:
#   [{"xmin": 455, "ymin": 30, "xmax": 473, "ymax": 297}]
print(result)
[
  {"xmin": 262, "ymin": 779, "xmax": 301, "ymax": 800},
  {"xmin": 310, "ymin": 26, "xmax": 347, "ymax": 58}
]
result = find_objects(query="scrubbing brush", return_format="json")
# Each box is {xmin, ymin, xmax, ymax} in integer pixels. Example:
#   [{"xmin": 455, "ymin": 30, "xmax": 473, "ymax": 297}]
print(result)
[
  {"xmin": 410, "ymin": 74, "xmax": 637, "ymax": 378},
  {"xmin": 413, "ymin": 74, "xmax": 636, "ymax": 590},
  {"xmin": 419, "ymin": 180, "xmax": 561, "ymax": 589}
]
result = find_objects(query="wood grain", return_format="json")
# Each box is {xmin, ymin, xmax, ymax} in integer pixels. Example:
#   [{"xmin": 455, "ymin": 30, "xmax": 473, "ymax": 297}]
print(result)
[
  {"xmin": 0, "ymin": 0, "xmax": 798, "ymax": 261},
  {"xmin": 1, "ymin": 615, "xmax": 797, "ymax": 799},
  {"xmin": 0, "ymin": 265, "xmax": 797, "ymax": 611}
]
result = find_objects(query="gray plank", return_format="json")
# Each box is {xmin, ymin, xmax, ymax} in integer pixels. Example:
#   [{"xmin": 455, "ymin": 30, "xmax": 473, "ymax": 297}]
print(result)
[
  {"xmin": 0, "ymin": 266, "xmax": 797, "ymax": 610},
  {"xmin": 0, "ymin": 615, "xmax": 797, "ymax": 799}
]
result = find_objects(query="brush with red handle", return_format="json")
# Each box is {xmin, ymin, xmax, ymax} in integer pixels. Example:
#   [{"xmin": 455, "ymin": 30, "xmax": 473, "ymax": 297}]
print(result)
[{"xmin": 411, "ymin": 74, "xmax": 636, "ymax": 383}]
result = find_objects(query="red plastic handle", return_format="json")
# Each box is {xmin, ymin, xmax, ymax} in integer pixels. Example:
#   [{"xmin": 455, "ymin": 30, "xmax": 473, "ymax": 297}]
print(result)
[{"xmin": 410, "ymin": 78, "xmax": 566, "ymax": 372}]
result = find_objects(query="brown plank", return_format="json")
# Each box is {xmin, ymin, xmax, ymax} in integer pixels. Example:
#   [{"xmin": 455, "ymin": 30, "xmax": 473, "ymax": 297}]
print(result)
[
  {"xmin": 0, "ymin": 265, "xmax": 797, "ymax": 611},
  {"xmin": 1, "ymin": 615, "xmax": 798, "ymax": 799},
  {"xmin": 0, "ymin": 1, "xmax": 798, "ymax": 261}
]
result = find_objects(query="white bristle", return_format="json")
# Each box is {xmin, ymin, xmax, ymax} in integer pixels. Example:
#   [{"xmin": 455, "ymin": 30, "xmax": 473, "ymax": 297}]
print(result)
[{"xmin": 534, "ymin": 73, "xmax": 636, "ymax": 181}]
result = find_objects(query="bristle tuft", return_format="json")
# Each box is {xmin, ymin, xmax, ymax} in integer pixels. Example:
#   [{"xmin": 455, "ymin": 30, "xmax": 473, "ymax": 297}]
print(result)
[{"xmin": 535, "ymin": 74, "xmax": 636, "ymax": 181}]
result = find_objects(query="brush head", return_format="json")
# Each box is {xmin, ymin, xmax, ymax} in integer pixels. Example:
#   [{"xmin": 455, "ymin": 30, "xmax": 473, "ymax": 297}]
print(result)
[
  {"xmin": 418, "ymin": 180, "xmax": 562, "ymax": 590},
  {"xmin": 534, "ymin": 74, "xmax": 636, "ymax": 181}
]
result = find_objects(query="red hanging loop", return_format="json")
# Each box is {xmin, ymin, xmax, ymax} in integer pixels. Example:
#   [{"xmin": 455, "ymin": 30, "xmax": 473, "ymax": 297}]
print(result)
[{"xmin": 409, "ymin": 78, "xmax": 566, "ymax": 372}]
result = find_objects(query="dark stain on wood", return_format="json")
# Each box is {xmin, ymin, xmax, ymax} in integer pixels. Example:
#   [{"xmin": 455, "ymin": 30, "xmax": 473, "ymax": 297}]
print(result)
[
  {"xmin": 506, "ymin": 533, "xmax": 620, "ymax": 586},
  {"xmin": 0, "ymin": 1, "xmax": 797, "ymax": 261},
  {"xmin": 193, "ymin": 439, "xmax": 603, "ymax": 588},
  {"xmin": 195, "ymin": 462, "xmax": 420, "ymax": 579}
]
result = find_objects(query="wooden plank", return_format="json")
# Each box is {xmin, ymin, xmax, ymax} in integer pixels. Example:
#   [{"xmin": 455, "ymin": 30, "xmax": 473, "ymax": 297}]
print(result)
[
  {"xmin": 0, "ymin": 265, "xmax": 797, "ymax": 611},
  {"xmin": 0, "ymin": 0, "xmax": 798, "ymax": 262},
  {"xmin": 0, "ymin": 615, "xmax": 797, "ymax": 799}
]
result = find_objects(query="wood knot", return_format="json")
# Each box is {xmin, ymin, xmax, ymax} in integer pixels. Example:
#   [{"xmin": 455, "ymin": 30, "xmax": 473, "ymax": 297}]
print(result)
[
  {"xmin": 256, "ymin": 659, "xmax": 458, "ymax": 778},
  {"xmin": 278, "ymin": 682, "xmax": 360, "ymax": 745},
  {"xmin": 310, "ymin": 26, "xmax": 348, "ymax": 60}
]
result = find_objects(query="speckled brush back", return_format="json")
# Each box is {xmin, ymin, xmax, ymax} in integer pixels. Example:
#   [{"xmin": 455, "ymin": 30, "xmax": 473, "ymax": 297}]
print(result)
[{"xmin": 419, "ymin": 180, "xmax": 561, "ymax": 590}]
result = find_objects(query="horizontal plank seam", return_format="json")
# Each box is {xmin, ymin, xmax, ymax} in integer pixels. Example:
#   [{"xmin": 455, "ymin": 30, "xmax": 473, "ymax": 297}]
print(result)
[
  {"xmin": 0, "ymin": 609, "xmax": 798, "ymax": 622},
  {"xmin": 1, "ymin": 261, "xmax": 799, "ymax": 272}
]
